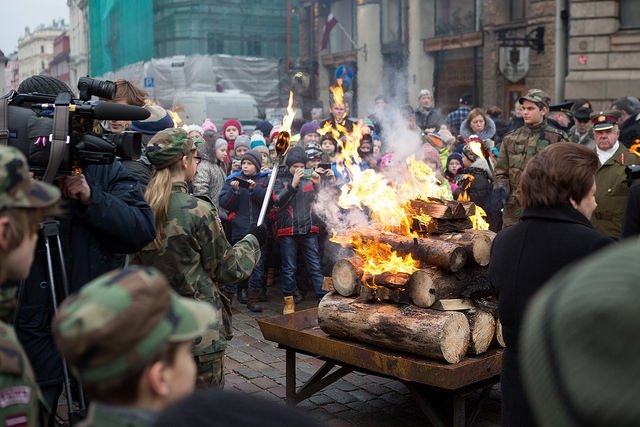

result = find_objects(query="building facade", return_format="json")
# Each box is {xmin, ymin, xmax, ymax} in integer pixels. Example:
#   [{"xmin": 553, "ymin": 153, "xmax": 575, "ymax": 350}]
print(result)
[
  {"xmin": 48, "ymin": 32, "xmax": 71, "ymax": 87},
  {"xmin": 299, "ymin": 0, "xmax": 640, "ymax": 119},
  {"xmin": 17, "ymin": 20, "xmax": 67, "ymax": 83},
  {"xmin": 67, "ymin": 0, "xmax": 90, "ymax": 89}
]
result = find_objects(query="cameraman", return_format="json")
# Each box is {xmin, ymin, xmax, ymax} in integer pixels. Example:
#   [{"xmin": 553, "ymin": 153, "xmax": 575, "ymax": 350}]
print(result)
[{"xmin": 10, "ymin": 75, "xmax": 156, "ymax": 422}]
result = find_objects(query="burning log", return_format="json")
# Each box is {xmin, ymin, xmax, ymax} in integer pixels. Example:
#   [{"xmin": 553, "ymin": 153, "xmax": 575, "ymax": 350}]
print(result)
[
  {"xmin": 318, "ymin": 292, "xmax": 470, "ymax": 364},
  {"xmin": 362, "ymin": 271, "xmax": 410, "ymax": 288},
  {"xmin": 359, "ymin": 230, "xmax": 467, "ymax": 272},
  {"xmin": 464, "ymin": 309, "xmax": 496, "ymax": 355},
  {"xmin": 429, "ymin": 230, "xmax": 495, "ymax": 267},
  {"xmin": 409, "ymin": 198, "xmax": 475, "ymax": 219},
  {"xmin": 412, "ymin": 217, "xmax": 473, "ymax": 234},
  {"xmin": 408, "ymin": 267, "xmax": 489, "ymax": 309},
  {"xmin": 358, "ymin": 284, "xmax": 410, "ymax": 305},
  {"xmin": 332, "ymin": 257, "xmax": 364, "ymax": 297}
]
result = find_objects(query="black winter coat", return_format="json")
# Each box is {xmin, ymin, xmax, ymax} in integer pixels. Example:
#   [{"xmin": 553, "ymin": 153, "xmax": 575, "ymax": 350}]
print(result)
[
  {"xmin": 489, "ymin": 206, "xmax": 612, "ymax": 427},
  {"xmin": 15, "ymin": 161, "xmax": 155, "ymax": 386}
]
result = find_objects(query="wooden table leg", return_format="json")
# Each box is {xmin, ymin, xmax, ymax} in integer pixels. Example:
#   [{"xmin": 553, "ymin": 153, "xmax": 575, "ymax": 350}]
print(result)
[
  {"xmin": 285, "ymin": 347, "xmax": 296, "ymax": 405},
  {"xmin": 453, "ymin": 394, "xmax": 466, "ymax": 427}
]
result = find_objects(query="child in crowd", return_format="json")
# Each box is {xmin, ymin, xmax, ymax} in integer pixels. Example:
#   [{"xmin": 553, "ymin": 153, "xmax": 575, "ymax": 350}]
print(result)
[
  {"xmin": 320, "ymin": 134, "xmax": 338, "ymax": 163},
  {"xmin": 250, "ymin": 132, "xmax": 271, "ymax": 171},
  {"xmin": 219, "ymin": 150, "xmax": 271, "ymax": 311},
  {"xmin": 192, "ymin": 138, "xmax": 228, "ymax": 210},
  {"xmin": 230, "ymin": 134, "xmax": 251, "ymax": 173},
  {"xmin": 422, "ymin": 144, "xmax": 453, "ymax": 200},
  {"xmin": 222, "ymin": 119, "xmax": 242, "ymax": 162},
  {"xmin": 444, "ymin": 152, "xmax": 464, "ymax": 195},
  {"xmin": 272, "ymin": 146, "xmax": 327, "ymax": 315}
]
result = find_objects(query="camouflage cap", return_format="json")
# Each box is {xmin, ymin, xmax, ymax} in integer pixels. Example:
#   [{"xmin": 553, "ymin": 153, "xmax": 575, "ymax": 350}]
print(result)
[
  {"xmin": 52, "ymin": 266, "xmax": 218, "ymax": 384},
  {"xmin": 519, "ymin": 89, "xmax": 551, "ymax": 107},
  {"xmin": 0, "ymin": 145, "xmax": 60, "ymax": 210},
  {"xmin": 145, "ymin": 127, "xmax": 193, "ymax": 169}
]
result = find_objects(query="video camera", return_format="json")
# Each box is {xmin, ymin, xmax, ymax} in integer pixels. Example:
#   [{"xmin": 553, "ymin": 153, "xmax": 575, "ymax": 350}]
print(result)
[{"xmin": 3, "ymin": 76, "xmax": 150, "ymax": 179}]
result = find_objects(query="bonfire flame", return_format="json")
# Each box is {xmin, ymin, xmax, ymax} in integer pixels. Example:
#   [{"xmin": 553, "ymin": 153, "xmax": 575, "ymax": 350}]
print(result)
[
  {"xmin": 325, "ymin": 83, "xmax": 489, "ymax": 278},
  {"xmin": 352, "ymin": 235, "xmax": 419, "ymax": 276},
  {"xmin": 630, "ymin": 139, "xmax": 640, "ymax": 157},
  {"xmin": 330, "ymin": 79, "xmax": 344, "ymax": 107}
]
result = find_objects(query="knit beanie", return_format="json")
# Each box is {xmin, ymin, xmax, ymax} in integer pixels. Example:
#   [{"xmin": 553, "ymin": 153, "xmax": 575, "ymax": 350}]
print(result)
[
  {"xmin": 201, "ymin": 118, "xmax": 217, "ymax": 133},
  {"xmin": 447, "ymin": 152, "xmax": 463, "ymax": 167},
  {"xmin": 300, "ymin": 121, "xmax": 320, "ymax": 139},
  {"xmin": 250, "ymin": 133, "xmax": 267, "ymax": 149},
  {"xmin": 242, "ymin": 149, "xmax": 262, "ymax": 171},
  {"xmin": 185, "ymin": 124, "xmax": 204, "ymax": 136},
  {"xmin": 130, "ymin": 105, "xmax": 175, "ymax": 135},
  {"xmin": 270, "ymin": 126, "xmax": 281, "ymax": 142},
  {"xmin": 215, "ymin": 138, "xmax": 228, "ymax": 151},
  {"xmin": 285, "ymin": 146, "xmax": 307, "ymax": 167},
  {"xmin": 253, "ymin": 145, "xmax": 269, "ymax": 157},
  {"xmin": 222, "ymin": 119, "xmax": 242, "ymax": 135},
  {"xmin": 254, "ymin": 120, "xmax": 274, "ymax": 139},
  {"xmin": 234, "ymin": 135, "xmax": 251, "ymax": 153}
]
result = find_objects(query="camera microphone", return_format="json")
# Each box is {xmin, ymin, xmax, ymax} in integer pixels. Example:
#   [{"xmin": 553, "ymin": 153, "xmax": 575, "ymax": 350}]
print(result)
[{"xmin": 33, "ymin": 102, "xmax": 151, "ymax": 121}]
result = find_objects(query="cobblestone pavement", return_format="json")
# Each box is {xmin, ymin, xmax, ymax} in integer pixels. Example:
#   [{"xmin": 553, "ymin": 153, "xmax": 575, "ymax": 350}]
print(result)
[{"xmin": 224, "ymin": 285, "xmax": 502, "ymax": 426}]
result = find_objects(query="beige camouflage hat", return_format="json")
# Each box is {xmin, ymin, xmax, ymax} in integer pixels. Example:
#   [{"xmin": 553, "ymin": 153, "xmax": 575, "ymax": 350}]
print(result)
[
  {"xmin": 0, "ymin": 145, "xmax": 61, "ymax": 210},
  {"xmin": 52, "ymin": 266, "xmax": 218, "ymax": 384},
  {"xmin": 518, "ymin": 89, "xmax": 551, "ymax": 107}
]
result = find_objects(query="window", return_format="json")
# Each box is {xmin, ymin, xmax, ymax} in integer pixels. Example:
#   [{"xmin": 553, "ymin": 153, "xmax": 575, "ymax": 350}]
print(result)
[
  {"xmin": 381, "ymin": 0, "xmax": 404, "ymax": 46},
  {"xmin": 511, "ymin": 0, "xmax": 525, "ymax": 21},
  {"xmin": 40, "ymin": 45, "xmax": 44, "ymax": 53},
  {"xmin": 329, "ymin": 0, "xmax": 355, "ymax": 54},
  {"xmin": 620, "ymin": 0, "xmax": 640, "ymax": 29},
  {"xmin": 435, "ymin": 0, "xmax": 477, "ymax": 36}
]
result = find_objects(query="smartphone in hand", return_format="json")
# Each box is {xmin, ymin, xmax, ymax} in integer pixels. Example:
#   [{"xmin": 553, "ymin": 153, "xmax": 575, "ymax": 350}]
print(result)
[{"xmin": 235, "ymin": 178, "xmax": 251, "ymax": 188}]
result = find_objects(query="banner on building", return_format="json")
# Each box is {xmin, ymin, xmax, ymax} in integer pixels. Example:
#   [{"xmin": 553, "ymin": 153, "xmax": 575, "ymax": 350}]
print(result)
[{"xmin": 498, "ymin": 46, "xmax": 530, "ymax": 83}]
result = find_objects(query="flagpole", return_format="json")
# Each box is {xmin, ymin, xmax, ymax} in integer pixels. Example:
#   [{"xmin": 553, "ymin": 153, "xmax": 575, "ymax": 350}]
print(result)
[{"xmin": 335, "ymin": 21, "xmax": 359, "ymax": 51}]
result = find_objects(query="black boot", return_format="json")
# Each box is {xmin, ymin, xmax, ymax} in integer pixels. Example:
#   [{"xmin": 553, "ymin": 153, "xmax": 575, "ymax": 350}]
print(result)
[
  {"xmin": 238, "ymin": 286, "xmax": 248, "ymax": 304},
  {"xmin": 247, "ymin": 289, "xmax": 263, "ymax": 312}
]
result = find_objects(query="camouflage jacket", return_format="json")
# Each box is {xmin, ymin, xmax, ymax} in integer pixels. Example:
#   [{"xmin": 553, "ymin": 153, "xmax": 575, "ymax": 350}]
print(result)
[
  {"xmin": 494, "ymin": 121, "xmax": 568, "ymax": 227},
  {"xmin": 133, "ymin": 182, "xmax": 260, "ymax": 354},
  {"xmin": 79, "ymin": 402, "xmax": 156, "ymax": 427},
  {"xmin": 0, "ymin": 321, "xmax": 48, "ymax": 427},
  {"xmin": 593, "ymin": 143, "xmax": 638, "ymax": 238}
]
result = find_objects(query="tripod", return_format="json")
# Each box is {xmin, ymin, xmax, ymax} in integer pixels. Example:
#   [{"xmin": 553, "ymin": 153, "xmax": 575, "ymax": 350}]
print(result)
[{"xmin": 17, "ymin": 219, "xmax": 87, "ymax": 425}]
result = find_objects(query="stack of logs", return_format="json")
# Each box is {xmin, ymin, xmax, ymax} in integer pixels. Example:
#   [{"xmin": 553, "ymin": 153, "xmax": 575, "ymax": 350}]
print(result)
[{"xmin": 317, "ymin": 199, "xmax": 504, "ymax": 364}]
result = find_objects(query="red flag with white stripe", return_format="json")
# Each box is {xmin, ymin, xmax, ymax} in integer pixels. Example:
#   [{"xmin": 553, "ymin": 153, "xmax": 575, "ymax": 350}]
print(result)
[{"xmin": 320, "ymin": 13, "xmax": 338, "ymax": 50}]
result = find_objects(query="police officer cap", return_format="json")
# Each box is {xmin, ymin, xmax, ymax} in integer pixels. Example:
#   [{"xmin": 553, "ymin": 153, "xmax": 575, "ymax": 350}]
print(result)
[{"xmin": 549, "ymin": 101, "xmax": 574, "ymax": 113}]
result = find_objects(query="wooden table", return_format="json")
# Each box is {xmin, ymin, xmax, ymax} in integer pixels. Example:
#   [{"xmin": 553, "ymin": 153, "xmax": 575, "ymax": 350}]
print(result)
[{"xmin": 258, "ymin": 307, "xmax": 502, "ymax": 427}]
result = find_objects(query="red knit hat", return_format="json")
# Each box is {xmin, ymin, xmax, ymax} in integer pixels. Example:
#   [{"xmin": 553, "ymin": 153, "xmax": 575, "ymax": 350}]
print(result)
[{"xmin": 222, "ymin": 119, "xmax": 242, "ymax": 135}]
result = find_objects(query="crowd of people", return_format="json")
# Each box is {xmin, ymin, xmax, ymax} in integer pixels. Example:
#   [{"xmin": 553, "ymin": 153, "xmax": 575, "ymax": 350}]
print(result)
[{"xmin": 1, "ymin": 72, "xmax": 640, "ymax": 426}]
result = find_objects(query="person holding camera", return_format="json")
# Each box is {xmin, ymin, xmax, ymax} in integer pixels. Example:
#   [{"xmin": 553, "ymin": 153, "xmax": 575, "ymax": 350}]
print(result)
[
  {"xmin": 272, "ymin": 146, "xmax": 327, "ymax": 315},
  {"xmin": 219, "ymin": 149, "xmax": 271, "ymax": 311},
  {"xmin": 0, "ymin": 145, "xmax": 62, "ymax": 427},
  {"xmin": 133, "ymin": 128, "xmax": 262, "ymax": 388},
  {"xmin": 10, "ymin": 75, "xmax": 157, "ymax": 421}
]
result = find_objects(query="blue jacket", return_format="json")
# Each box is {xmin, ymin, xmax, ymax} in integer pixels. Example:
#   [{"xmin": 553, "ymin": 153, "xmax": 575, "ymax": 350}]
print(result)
[{"xmin": 219, "ymin": 170, "xmax": 270, "ymax": 242}]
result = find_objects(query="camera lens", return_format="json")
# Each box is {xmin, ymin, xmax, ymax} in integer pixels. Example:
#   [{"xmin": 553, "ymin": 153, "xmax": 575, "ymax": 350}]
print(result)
[{"xmin": 77, "ymin": 77, "xmax": 116, "ymax": 101}]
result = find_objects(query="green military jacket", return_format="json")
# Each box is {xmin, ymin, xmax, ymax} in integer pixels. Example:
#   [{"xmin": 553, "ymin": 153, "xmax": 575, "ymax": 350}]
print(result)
[
  {"xmin": 0, "ymin": 320, "xmax": 48, "ymax": 427},
  {"xmin": 495, "ymin": 120, "xmax": 568, "ymax": 227},
  {"xmin": 133, "ymin": 182, "xmax": 260, "ymax": 354},
  {"xmin": 79, "ymin": 402, "xmax": 156, "ymax": 427},
  {"xmin": 592, "ymin": 143, "xmax": 637, "ymax": 238}
]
